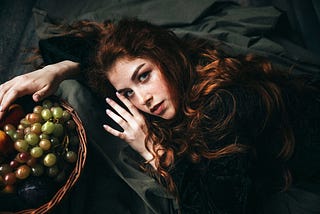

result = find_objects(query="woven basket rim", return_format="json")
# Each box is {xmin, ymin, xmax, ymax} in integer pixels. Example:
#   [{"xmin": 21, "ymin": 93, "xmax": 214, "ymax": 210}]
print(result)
[{"xmin": 2, "ymin": 96, "xmax": 88, "ymax": 214}]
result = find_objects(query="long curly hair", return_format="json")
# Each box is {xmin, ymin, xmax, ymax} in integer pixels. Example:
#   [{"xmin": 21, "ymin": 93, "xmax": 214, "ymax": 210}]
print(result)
[{"xmin": 62, "ymin": 18, "xmax": 315, "ymax": 195}]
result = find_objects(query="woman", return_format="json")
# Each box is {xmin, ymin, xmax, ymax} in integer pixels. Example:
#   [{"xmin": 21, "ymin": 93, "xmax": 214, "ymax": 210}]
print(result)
[{"xmin": 0, "ymin": 18, "xmax": 320, "ymax": 213}]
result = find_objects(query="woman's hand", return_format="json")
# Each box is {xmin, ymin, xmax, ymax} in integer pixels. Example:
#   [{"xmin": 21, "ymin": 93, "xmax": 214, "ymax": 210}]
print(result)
[
  {"xmin": 0, "ymin": 60, "xmax": 80, "ymax": 119},
  {"xmin": 103, "ymin": 92, "xmax": 156, "ymax": 168}
]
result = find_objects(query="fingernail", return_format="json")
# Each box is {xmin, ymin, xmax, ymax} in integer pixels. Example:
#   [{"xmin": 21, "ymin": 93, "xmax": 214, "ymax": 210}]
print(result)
[
  {"xmin": 34, "ymin": 94, "xmax": 40, "ymax": 101},
  {"xmin": 106, "ymin": 98, "xmax": 110, "ymax": 102}
]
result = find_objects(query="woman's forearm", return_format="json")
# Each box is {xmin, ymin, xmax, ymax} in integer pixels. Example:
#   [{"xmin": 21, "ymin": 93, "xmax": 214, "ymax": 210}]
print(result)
[
  {"xmin": 43, "ymin": 60, "xmax": 81, "ymax": 82},
  {"xmin": 0, "ymin": 60, "xmax": 82, "ymax": 118}
]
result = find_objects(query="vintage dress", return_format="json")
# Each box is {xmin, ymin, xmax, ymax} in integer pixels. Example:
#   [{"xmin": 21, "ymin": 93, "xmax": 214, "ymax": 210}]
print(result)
[{"xmin": 37, "ymin": 34, "xmax": 320, "ymax": 214}]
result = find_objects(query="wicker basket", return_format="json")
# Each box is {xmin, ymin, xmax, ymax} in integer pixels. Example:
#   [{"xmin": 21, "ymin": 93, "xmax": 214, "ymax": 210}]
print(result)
[{"xmin": 0, "ymin": 96, "xmax": 87, "ymax": 214}]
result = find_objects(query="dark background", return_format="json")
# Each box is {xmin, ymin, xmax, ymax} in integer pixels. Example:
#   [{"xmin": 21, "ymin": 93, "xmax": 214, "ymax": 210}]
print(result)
[
  {"xmin": 0, "ymin": 0, "xmax": 274, "ymax": 82},
  {"xmin": 0, "ymin": 0, "xmax": 319, "ymax": 82}
]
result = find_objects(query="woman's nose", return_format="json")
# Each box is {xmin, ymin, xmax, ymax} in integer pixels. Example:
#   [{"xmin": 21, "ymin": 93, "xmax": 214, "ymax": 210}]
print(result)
[{"xmin": 138, "ymin": 91, "xmax": 152, "ymax": 106}]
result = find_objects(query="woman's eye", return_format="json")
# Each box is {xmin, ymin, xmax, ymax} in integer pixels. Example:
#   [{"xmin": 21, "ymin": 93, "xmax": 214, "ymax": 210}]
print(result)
[
  {"xmin": 124, "ymin": 90, "xmax": 134, "ymax": 98},
  {"xmin": 138, "ymin": 71, "xmax": 150, "ymax": 82}
]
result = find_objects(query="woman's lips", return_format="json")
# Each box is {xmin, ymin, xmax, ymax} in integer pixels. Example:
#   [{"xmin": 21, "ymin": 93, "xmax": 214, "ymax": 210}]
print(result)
[{"xmin": 151, "ymin": 101, "xmax": 165, "ymax": 115}]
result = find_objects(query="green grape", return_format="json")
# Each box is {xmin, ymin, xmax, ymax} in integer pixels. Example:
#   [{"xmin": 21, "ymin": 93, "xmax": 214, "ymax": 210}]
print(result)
[
  {"xmin": 5, "ymin": 129, "xmax": 15, "ymax": 140},
  {"xmin": 42, "ymin": 99, "xmax": 53, "ymax": 109},
  {"xmin": 52, "ymin": 123, "xmax": 64, "ymax": 138},
  {"xmin": 39, "ymin": 133, "xmax": 50, "ymax": 140},
  {"xmin": 55, "ymin": 170, "xmax": 66, "ymax": 183},
  {"xmin": 41, "ymin": 109, "xmax": 52, "ymax": 121},
  {"xmin": 66, "ymin": 120, "xmax": 76, "ymax": 130},
  {"xmin": 47, "ymin": 165, "xmax": 59, "ymax": 177},
  {"xmin": 43, "ymin": 153, "xmax": 57, "ymax": 167},
  {"xmin": 20, "ymin": 118, "xmax": 31, "ymax": 127},
  {"xmin": 65, "ymin": 151, "xmax": 77, "ymax": 163},
  {"xmin": 13, "ymin": 131, "xmax": 24, "ymax": 141},
  {"xmin": 62, "ymin": 110, "xmax": 71, "ymax": 122},
  {"xmin": 50, "ymin": 137, "xmax": 60, "ymax": 147},
  {"xmin": 52, "ymin": 107, "xmax": 63, "ymax": 119},
  {"xmin": 30, "ymin": 146, "xmax": 44, "ymax": 158},
  {"xmin": 52, "ymin": 102, "xmax": 60, "ymax": 107},
  {"xmin": 31, "ymin": 164, "xmax": 44, "ymax": 176},
  {"xmin": 14, "ymin": 139, "xmax": 29, "ymax": 153},
  {"xmin": 24, "ymin": 132, "xmax": 40, "ymax": 146},
  {"xmin": 69, "ymin": 135, "xmax": 80, "ymax": 146},
  {"xmin": 41, "ymin": 121, "xmax": 55, "ymax": 134}
]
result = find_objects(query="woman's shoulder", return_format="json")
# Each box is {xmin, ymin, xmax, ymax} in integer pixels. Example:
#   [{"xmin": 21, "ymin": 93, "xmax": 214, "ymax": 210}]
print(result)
[
  {"xmin": 39, "ymin": 35, "xmax": 96, "ymax": 67},
  {"xmin": 202, "ymin": 84, "xmax": 265, "ymax": 122}
]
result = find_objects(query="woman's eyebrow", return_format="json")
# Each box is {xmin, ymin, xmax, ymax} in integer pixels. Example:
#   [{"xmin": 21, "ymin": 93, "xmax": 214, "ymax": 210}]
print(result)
[
  {"xmin": 131, "ymin": 63, "xmax": 145, "ymax": 81},
  {"xmin": 117, "ymin": 63, "xmax": 146, "ymax": 94}
]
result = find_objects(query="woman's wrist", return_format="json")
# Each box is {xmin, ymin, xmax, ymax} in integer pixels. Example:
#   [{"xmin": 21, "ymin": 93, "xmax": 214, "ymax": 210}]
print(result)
[
  {"xmin": 43, "ymin": 60, "xmax": 80, "ymax": 82},
  {"xmin": 140, "ymin": 151, "xmax": 157, "ymax": 169}
]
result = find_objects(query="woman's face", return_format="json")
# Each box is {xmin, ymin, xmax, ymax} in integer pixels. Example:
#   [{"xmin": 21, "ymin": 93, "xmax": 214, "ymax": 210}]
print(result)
[{"xmin": 108, "ymin": 57, "xmax": 177, "ymax": 119}]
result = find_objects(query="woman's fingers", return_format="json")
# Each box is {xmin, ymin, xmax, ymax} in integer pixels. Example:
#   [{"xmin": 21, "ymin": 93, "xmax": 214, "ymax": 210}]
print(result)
[
  {"xmin": 105, "ymin": 95, "xmax": 148, "ymax": 133},
  {"xmin": 116, "ymin": 92, "xmax": 140, "ymax": 116},
  {"xmin": 0, "ymin": 80, "xmax": 43, "ymax": 114},
  {"xmin": 0, "ymin": 83, "xmax": 9, "ymax": 104},
  {"xmin": 0, "ymin": 79, "xmax": 16, "ymax": 110},
  {"xmin": 104, "ymin": 109, "xmax": 131, "ymax": 141},
  {"xmin": 0, "ymin": 79, "xmax": 28, "ymax": 113},
  {"xmin": 106, "ymin": 97, "xmax": 135, "ymax": 123},
  {"xmin": 31, "ymin": 84, "xmax": 52, "ymax": 102},
  {"xmin": 103, "ymin": 124, "xmax": 125, "ymax": 139},
  {"xmin": 105, "ymin": 109, "xmax": 128, "ymax": 129},
  {"xmin": 1, "ymin": 88, "xmax": 20, "ymax": 111}
]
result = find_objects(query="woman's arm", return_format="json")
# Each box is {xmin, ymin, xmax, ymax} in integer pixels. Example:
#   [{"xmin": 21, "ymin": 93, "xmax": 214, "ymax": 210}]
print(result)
[
  {"xmin": 0, "ymin": 34, "xmax": 97, "ymax": 119},
  {"xmin": 0, "ymin": 60, "xmax": 80, "ymax": 119}
]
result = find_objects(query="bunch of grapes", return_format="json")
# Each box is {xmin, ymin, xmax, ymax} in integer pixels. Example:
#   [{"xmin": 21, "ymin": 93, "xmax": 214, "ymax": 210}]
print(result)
[{"xmin": 0, "ymin": 99, "xmax": 79, "ymax": 195}]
